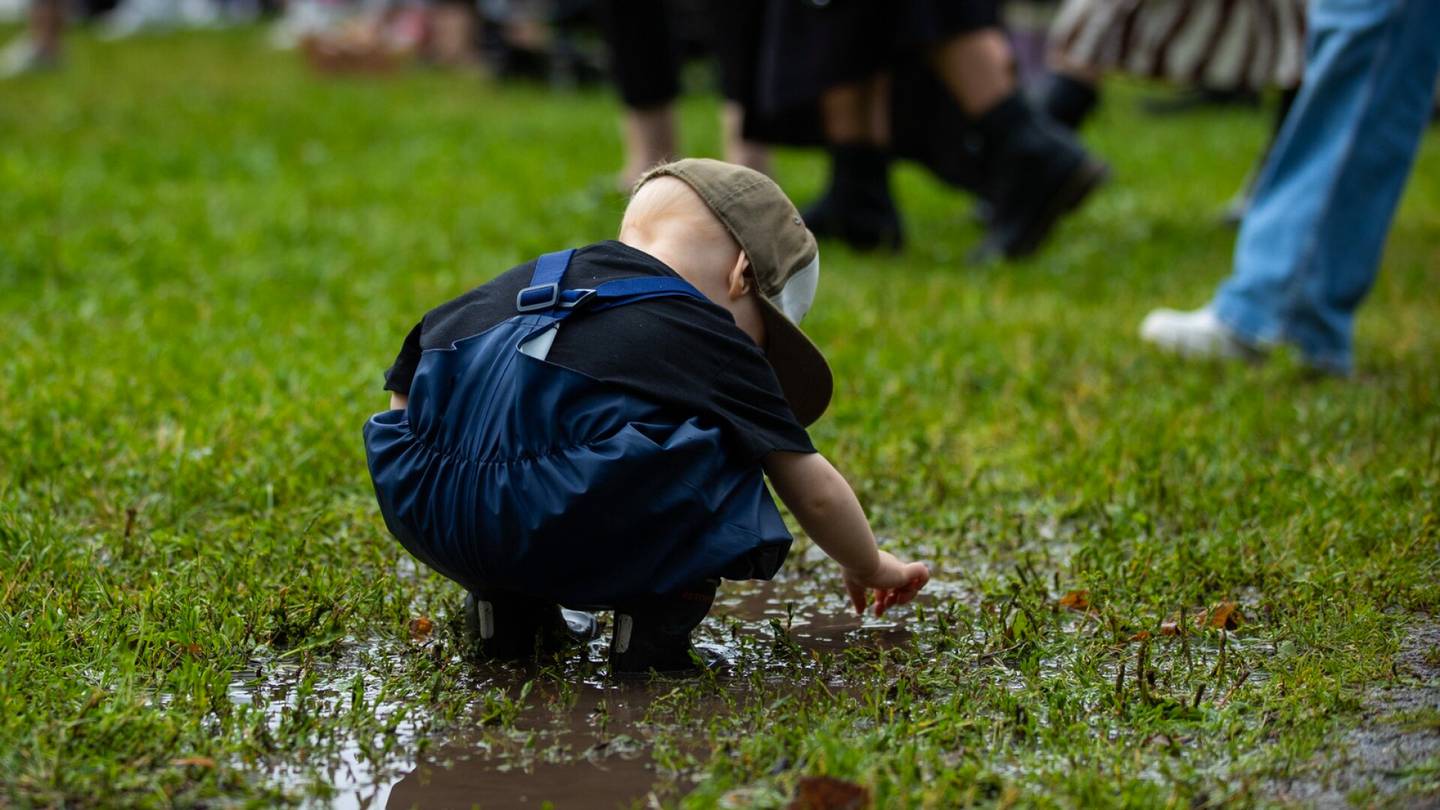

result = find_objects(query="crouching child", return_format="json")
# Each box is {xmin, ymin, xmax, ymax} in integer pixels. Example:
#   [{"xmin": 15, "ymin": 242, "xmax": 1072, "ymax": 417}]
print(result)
[{"xmin": 364, "ymin": 159, "xmax": 929, "ymax": 677}]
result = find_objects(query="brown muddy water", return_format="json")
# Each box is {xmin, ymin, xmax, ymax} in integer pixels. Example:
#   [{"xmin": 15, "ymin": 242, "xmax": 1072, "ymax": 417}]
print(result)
[{"xmin": 229, "ymin": 576, "xmax": 953, "ymax": 809}]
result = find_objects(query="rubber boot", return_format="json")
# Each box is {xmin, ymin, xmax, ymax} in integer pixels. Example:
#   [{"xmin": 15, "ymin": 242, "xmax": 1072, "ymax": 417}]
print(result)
[
  {"xmin": 971, "ymin": 94, "xmax": 1109, "ymax": 262},
  {"xmin": 463, "ymin": 589, "xmax": 598, "ymax": 661},
  {"xmin": 802, "ymin": 144, "xmax": 904, "ymax": 252},
  {"xmin": 1034, "ymin": 72, "xmax": 1099, "ymax": 131},
  {"xmin": 609, "ymin": 580, "xmax": 722, "ymax": 678}
]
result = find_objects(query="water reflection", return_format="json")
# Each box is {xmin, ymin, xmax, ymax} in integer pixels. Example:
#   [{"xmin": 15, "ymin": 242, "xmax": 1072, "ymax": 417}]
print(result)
[
  {"xmin": 378, "ymin": 577, "xmax": 917, "ymax": 809},
  {"xmin": 220, "ymin": 576, "xmax": 942, "ymax": 808}
]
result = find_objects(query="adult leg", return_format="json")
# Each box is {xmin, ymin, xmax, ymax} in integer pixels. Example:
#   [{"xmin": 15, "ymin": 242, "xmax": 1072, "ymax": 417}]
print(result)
[
  {"xmin": 1222, "ymin": 87, "xmax": 1302, "ymax": 225},
  {"xmin": 31, "ymin": 0, "xmax": 64, "ymax": 56},
  {"xmin": 1033, "ymin": 0, "xmax": 1109, "ymax": 131},
  {"xmin": 804, "ymin": 77, "xmax": 904, "ymax": 250},
  {"xmin": 1214, "ymin": 0, "xmax": 1440, "ymax": 372},
  {"xmin": 597, "ymin": 0, "xmax": 681, "ymax": 190},
  {"xmin": 707, "ymin": 0, "xmax": 771, "ymax": 174},
  {"xmin": 1143, "ymin": 0, "xmax": 1440, "ymax": 372},
  {"xmin": 720, "ymin": 101, "xmax": 770, "ymax": 175},
  {"xmin": 929, "ymin": 18, "xmax": 1108, "ymax": 261},
  {"xmin": 1, "ymin": 0, "xmax": 65, "ymax": 78}
]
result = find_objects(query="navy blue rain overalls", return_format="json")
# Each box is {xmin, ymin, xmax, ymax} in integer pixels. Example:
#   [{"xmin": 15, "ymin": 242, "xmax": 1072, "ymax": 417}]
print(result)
[{"xmin": 363, "ymin": 249, "xmax": 792, "ymax": 607}]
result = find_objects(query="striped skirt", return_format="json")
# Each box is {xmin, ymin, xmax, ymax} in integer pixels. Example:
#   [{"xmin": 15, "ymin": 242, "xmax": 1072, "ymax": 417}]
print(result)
[{"xmin": 1050, "ymin": 0, "xmax": 1307, "ymax": 92}]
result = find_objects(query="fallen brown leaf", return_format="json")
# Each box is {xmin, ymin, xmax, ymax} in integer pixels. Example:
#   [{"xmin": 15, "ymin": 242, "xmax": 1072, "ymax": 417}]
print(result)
[
  {"xmin": 1058, "ymin": 590, "xmax": 1091, "ymax": 612},
  {"xmin": 1160, "ymin": 621, "xmax": 1179, "ymax": 636},
  {"xmin": 788, "ymin": 776, "xmax": 870, "ymax": 810},
  {"xmin": 171, "ymin": 757, "xmax": 215, "ymax": 768},
  {"xmin": 408, "ymin": 616, "xmax": 434, "ymax": 641},
  {"xmin": 1129, "ymin": 630, "xmax": 1152, "ymax": 642},
  {"xmin": 1204, "ymin": 601, "xmax": 1242, "ymax": 630}
]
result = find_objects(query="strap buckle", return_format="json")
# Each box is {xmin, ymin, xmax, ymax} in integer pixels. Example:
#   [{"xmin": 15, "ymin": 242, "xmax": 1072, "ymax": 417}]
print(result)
[
  {"xmin": 559, "ymin": 289, "xmax": 596, "ymax": 309},
  {"xmin": 516, "ymin": 283, "xmax": 560, "ymax": 313}
]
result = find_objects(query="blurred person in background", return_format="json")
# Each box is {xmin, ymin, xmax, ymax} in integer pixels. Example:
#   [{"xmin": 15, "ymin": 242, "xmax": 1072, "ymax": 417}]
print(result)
[
  {"xmin": 1035, "ymin": 0, "xmax": 1308, "ymax": 221},
  {"xmin": 744, "ymin": 0, "xmax": 1108, "ymax": 263},
  {"xmin": 474, "ymin": 0, "xmax": 603, "ymax": 85},
  {"xmin": 1140, "ymin": 0, "xmax": 1440, "ymax": 376},
  {"xmin": 98, "ymin": 0, "xmax": 225, "ymax": 40},
  {"xmin": 596, "ymin": 0, "xmax": 770, "ymax": 190},
  {"xmin": 1, "ymin": 0, "xmax": 64, "ymax": 77}
]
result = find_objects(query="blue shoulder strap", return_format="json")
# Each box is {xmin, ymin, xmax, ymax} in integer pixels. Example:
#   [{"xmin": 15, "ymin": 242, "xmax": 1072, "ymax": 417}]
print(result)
[
  {"xmin": 516, "ymin": 249, "xmax": 575, "ymax": 313},
  {"xmin": 515, "ymin": 248, "xmax": 706, "ymax": 318}
]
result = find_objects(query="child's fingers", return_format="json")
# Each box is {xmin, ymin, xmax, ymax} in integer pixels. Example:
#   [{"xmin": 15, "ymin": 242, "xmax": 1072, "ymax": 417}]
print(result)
[
  {"xmin": 875, "ymin": 569, "xmax": 929, "ymax": 615},
  {"xmin": 903, "ymin": 562, "xmax": 931, "ymax": 588},
  {"xmin": 895, "ymin": 572, "xmax": 927, "ymax": 603},
  {"xmin": 874, "ymin": 588, "xmax": 897, "ymax": 616},
  {"xmin": 846, "ymin": 580, "xmax": 868, "ymax": 615}
]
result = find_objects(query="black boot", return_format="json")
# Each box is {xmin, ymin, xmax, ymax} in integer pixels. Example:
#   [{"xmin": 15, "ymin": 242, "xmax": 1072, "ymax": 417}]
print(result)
[
  {"xmin": 972, "ymin": 94, "xmax": 1108, "ymax": 262},
  {"xmin": 463, "ymin": 589, "xmax": 598, "ymax": 661},
  {"xmin": 609, "ymin": 580, "xmax": 722, "ymax": 678},
  {"xmin": 1033, "ymin": 72, "xmax": 1099, "ymax": 131},
  {"xmin": 803, "ymin": 144, "xmax": 904, "ymax": 252}
]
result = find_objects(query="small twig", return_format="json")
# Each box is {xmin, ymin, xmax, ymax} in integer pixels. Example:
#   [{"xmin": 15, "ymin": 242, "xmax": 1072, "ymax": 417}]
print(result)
[
  {"xmin": 1192, "ymin": 682, "xmax": 1206, "ymax": 708},
  {"xmin": 1137, "ymin": 638, "xmax": 1152, "ymax": 704},
  {"xmin": 1180, "ymin": 604, "xmax": 1192, "ymax": 679},
  {"xmin": 1210, "ymin": 628, "xmax": 1228, "ymax": 679},
  {"xmin": 1217, "ymin": 669, "xmax": 1252, "ymax": 708}
]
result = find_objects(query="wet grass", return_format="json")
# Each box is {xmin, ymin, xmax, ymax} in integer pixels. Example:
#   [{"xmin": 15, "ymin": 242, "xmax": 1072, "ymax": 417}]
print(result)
[{"xmin": 3, "ymin": 27, "xmax": 1439, "ymax": 809}]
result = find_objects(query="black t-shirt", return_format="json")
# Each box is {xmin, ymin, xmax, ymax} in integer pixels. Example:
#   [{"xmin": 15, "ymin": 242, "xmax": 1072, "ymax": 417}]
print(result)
[{"xmin": 383, "ymin": 241, "xmax": 815, "ymax": 463}]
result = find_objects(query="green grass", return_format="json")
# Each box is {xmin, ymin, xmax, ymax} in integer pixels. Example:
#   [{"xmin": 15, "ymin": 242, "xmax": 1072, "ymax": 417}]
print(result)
[{"xmin": 3, "ymin": 28, "xmax": 1439, "ymax": 809}]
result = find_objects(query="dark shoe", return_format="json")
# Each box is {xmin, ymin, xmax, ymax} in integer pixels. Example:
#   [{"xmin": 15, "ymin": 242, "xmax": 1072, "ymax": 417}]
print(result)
[
  {"xmin": 803, "ymin": 144, "xmax": 903, "ymax": 252},
  {"xmin": 609, "ymin": 581, "xmax": 720, "ymax": 678},
  {"xmin": 971, "ymin": 94, "xmax": 1109, "ymax": 262},
  {"xmin": 463, "ymin": 589, "xmax": 598, "ymax": 661},
  {"xmin": 1141, "ymin": 86, "xmax": 1260, "ymax": 116},
  {"xmin": 1032, "ymin": 73, "xmax": 1099, "ymax": 131}
]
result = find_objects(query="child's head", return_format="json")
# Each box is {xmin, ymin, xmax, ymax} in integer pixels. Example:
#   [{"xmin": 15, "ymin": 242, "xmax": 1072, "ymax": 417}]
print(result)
[{"xmin": 618, "ymin": 159, "xmax": 832, "ymax": 425}]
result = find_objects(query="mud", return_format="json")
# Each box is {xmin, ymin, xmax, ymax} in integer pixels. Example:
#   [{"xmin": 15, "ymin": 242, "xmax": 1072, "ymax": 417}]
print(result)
[
  {"xmin": 1264, "ymin": 616, "xmax": 1440, "ymax": 808},
  {"xmin": 381, "ymin": 578, "xmax": 924, "ymax": 809},
  {"xmin": 227, "ymin": 576, "xmax": 938, "ymax": 809},
  {"xmin": 384, "ymin": 680, "xmax": 681, "ymax": 810}
]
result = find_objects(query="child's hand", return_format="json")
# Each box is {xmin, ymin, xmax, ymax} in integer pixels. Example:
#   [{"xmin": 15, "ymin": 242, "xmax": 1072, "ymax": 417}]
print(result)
[{"xmin": 842, "ymin": 551, "xmax": 929, "ymax": 617}]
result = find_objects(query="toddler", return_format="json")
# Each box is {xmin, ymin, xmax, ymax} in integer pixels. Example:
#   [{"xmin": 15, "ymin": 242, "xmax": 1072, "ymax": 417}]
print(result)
[{"xmin": 365, "ymin": 159, "xmax": 928, "ymax": 676}]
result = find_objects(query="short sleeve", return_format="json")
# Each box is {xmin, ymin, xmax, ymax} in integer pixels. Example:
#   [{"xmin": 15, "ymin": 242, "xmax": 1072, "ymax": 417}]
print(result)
[
  {"xmin": 704, "ymin": 341, "xmax": 818, "ymax": 463},
  {"xmin": 382, "ymin": 319, "xmax": 425, "ymax": 394},
  {"xmin": 547, "ymin": 297, "xmax": 817, "ymax": 464}
]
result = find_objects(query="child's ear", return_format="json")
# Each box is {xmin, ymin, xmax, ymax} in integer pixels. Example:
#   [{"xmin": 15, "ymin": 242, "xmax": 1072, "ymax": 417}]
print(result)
[{"xmin": 727, "ymin": 250, "xmax": 753, "ymax": 300}]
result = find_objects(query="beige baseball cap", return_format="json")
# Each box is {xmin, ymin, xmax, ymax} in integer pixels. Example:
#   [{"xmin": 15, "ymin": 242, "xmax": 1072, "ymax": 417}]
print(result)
[{"xmin": 637, "ymin": 158, "xmax": 833, "ymax": 426}]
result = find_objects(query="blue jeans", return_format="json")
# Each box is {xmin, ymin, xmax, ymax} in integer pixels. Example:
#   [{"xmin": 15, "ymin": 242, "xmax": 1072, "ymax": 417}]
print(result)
[{"xmin": 1212, "ymin": 0, "xmax": 1440, "ymax": 373}]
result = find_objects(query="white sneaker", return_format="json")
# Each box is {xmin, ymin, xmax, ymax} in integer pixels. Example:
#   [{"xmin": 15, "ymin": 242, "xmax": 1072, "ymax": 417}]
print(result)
[
  {"xmin": 1139, "ymin": 307, "xmax": 1259, "ymax": 361},
  {"xmin": 1, "ymin": 36, "xmax": 62, "ymax": 78}
]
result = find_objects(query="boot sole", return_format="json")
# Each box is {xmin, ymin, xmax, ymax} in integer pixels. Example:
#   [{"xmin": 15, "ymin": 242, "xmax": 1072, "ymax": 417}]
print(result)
[{"xmin": 972, "ymin": 158, "xmax": 1110, "ymax": 263}]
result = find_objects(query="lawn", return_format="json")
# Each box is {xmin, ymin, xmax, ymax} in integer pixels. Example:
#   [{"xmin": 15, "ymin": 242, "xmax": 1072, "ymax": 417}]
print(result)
[{"xmin": 2, "ymin": 28, "xmax": 1438, "ymax": 809}]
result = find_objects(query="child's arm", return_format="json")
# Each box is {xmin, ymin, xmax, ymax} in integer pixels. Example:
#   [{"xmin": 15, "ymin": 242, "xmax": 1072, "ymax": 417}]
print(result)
[
  {"xmin": 764, "ymin": 451, "xmax": 929, "ymax": 616},
  {"xmin": 390, "ymin": 393, "xmax": 408, "ymax": 410}
]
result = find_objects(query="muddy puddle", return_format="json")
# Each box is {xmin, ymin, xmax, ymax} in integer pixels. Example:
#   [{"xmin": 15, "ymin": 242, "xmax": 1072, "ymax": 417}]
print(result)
[
  {"xmin": 1264, "ymin": 615, "xmax": 1440, "ymax": 808},
  {"xmin": 230, "ymin": 576, "xmax": 954, "ymax": 809}
]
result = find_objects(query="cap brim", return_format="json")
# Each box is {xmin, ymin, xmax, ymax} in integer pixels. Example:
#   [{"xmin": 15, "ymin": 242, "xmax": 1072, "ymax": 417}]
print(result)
[{"xmin": 758, "ymin": 296, "xmax": 833, "ymax": 427}]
